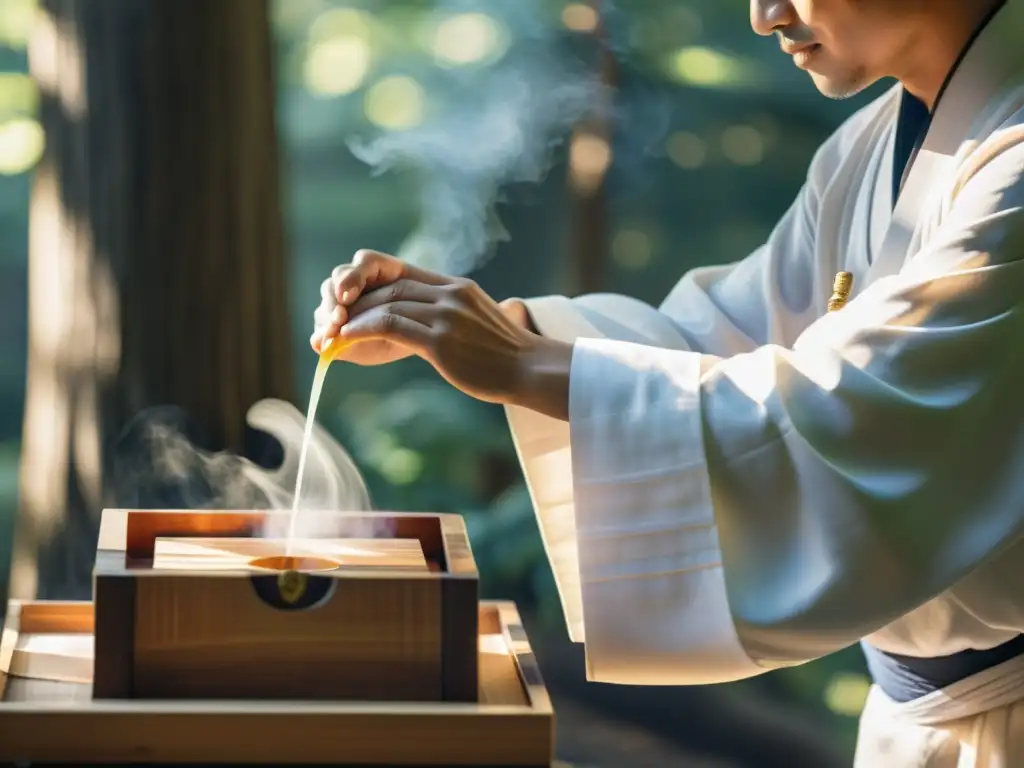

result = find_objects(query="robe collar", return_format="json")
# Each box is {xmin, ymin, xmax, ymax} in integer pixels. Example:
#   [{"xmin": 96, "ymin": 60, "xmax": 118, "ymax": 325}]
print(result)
[{"xmin": 865, "ymin": 0, "xmax": 1024, "ymax": 286}]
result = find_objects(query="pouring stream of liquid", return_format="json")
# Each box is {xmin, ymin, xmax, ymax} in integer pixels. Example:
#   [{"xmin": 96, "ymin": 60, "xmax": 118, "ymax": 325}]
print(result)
[{"xmin": 285, "ymin": 339, "xmax": 346, "ymax": 555}]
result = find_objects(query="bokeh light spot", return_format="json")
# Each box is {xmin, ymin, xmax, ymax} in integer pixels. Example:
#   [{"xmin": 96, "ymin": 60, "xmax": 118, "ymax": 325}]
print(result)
[
  {"xmin": 612, "ymin": 229, "xmax": 653, "ymax": 270},
  {"xmin": 562, "ymin": 3, "xmax": 599, "ymax": 33},
  {"xmin": 666, "ymin": 131, "xmax": 706, "ymax": 169},
  {"xmin": 304, "ymin": 38, "xmax": 371, "ymax": 97},
  {"xmin": 431, "ymin": 13, "xmax": 508, "ymax": 67},
  {"xmin": 364, "ymin": 76, "xmax": 426, "ymax": 131},
  {"xmin": 721, "ymin": 125, "xmax": 765, "ymax": 166},
  {"xmin": 0, "ymin": 118, "xmax": 45, "ymax": 176}
]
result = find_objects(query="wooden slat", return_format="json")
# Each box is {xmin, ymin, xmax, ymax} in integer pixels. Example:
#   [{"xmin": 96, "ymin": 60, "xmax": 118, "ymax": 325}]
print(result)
[
  {"xmin": 18, "ymin": 601, "xmax": 94, "ymax": 634},
  {"xmin": 500, "ymin": 603, "xmax": 553, "ymax": 716},
  {"xmin": 103, "ymin": 509, "xmax": 472, "ymax": 567},
  {"xmin": 152, "ymin": 536, "xmax": 428, "ymax": 572},
  {"xmin": 440, "ymin": 513, "xmax": 478, "ymax": 576}
]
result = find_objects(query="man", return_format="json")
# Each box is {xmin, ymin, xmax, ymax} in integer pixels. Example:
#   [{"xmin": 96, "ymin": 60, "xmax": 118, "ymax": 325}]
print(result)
[{"xmin": 311, "ymin": 1, "xmax": 1024, "ymax": 765}]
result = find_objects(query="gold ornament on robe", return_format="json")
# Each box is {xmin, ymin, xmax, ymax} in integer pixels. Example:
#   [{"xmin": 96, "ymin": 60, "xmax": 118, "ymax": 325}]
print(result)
[{"xmin": 828, "ymin": 271, "xmax": 854, "ymax": 312}]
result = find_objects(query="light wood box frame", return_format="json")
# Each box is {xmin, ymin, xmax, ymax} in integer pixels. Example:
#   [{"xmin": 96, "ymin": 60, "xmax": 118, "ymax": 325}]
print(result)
[{"xmin": 93, "ymin": 509, "xmax": 480, "ymax": 703}]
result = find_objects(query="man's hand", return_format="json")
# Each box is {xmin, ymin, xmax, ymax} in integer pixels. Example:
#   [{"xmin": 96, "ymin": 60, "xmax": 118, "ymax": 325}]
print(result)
[
  {"xmin": 311, "ymin": 250, "xmax": 570, "ymax": 418},
  {"xmin": 311, "ymin": 251, "xmax": 536, "ymax": 364},
  {"xmin": 311, "ymin": 250, "xmax": 423, "ymax": 366}
]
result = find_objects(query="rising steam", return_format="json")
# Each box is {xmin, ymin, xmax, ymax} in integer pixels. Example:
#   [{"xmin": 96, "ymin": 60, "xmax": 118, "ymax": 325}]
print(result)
[
  {"xmin": 106, "ymin": 3, "xmax": 612, "ymax": 534},
  {"xmin": 349, "ymin": 0, "xmax": 606, "ymax": 275},
  {"xmin": 109, "ymin": 400, "xmax": 390, "ymax": 540}
]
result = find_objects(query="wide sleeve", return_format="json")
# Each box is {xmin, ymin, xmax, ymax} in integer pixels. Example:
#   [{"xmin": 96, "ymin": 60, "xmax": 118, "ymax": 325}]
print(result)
[
  {"xmin": 503, "ymin": 112, "xmax": 853, "ymax": 661},
  {"xmin": 564, "ymin": 138, "xmax": 1024, "ymax": 685}
]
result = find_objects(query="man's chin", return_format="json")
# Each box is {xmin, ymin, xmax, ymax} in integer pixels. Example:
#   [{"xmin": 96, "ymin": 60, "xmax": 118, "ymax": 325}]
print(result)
[{"xmin": 809, "ymin": 71, "xmax": 874, "ymax": 101}]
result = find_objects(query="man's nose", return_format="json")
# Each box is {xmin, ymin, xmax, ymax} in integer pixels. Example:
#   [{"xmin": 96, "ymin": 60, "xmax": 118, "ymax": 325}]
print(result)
[{"xmin": 750, "ymin": 0, "xmax": 797, "ymax": 36}]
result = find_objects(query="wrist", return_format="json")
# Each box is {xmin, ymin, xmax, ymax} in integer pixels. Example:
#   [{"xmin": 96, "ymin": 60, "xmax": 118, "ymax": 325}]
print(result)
[
  {"xmin": 509, "ymin": 334, "xmax": 573, "ymax": 421},
  {"xmin": 499, "ymin": 298, "xmax": 538, "ymax": 334}
]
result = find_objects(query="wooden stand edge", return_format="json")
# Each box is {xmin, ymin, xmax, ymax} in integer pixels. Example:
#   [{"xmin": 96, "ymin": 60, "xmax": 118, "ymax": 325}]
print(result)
[{"xmin": 0, "ymin": 598, "xmax": 554, "ymax": 766}]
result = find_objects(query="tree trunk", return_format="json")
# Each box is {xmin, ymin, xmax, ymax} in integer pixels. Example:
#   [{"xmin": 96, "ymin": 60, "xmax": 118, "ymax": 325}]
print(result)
[
  {"xmin": 565, "ymin": 0, "xmax": 617, "ymax": 296},
  {"xmin": 10, "ymin": 0, "xmax": 293, "ymax": 601}
]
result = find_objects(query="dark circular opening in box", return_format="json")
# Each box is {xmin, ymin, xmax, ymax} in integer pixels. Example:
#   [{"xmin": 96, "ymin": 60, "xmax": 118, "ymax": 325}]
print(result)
[{"xmin": 249, "ymin": 555, "xmax": 340, "ymax": 572}]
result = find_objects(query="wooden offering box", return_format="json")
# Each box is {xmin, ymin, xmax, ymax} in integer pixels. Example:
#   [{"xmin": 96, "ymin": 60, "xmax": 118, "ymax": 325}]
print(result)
[
  {"xmin": 93, "ymin": 509, "xmax": 479, "ymax": 703},
  {"xmin": 0, "ymin": 599, "xmax": 554, "ymax": 766}
]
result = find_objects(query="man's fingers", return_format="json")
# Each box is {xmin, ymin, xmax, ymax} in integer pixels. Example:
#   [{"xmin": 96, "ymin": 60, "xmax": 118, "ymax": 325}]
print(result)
[
  {"xmin": 313, "ymin": 304, "xmax": 342, "ymax": 327},
  {"xmin": 320, "ymin": 277, "xmax": 336, "ymax": 304},
  {"xmin": 339, "ymin": 304, "xmax": 434, "ymax": 353},
  {"xmin": 332, "ymin": 250, "xmax": 449, "ymax": 306},
  {"xmin": 352, "ymin": 249, "xmax": 448, "ymax": 286},
  {"xmin": 333, "ymin": 251, "xmax": 404, "ymax": 305},
  {"xmin": 347, "ymin": 279, "xmax": 444, "ymax": 319},
  {"xmin": 313, "ymin": 303, "xmax": 348, "ymax": 345}
]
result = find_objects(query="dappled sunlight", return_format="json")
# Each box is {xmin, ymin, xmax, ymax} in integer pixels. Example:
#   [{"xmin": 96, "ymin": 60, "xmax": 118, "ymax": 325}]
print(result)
[
  {"xmin": 561, "ymin": 3, "xmax": 599, "ymax": 34},
  {"xmin": 430, "ymin": 12, "xmax": 509, "ymax": 68},
  {"xmin": 479, "ymin": 632, "xmax": 509, "ymax": 656},
  {"xmin": 9, "ymin": 1, "xmax": 122, "ymax": 601},
  {"xmin": 824, "ymin": 671, "xmax": 871, "ymax": 716},
  {"xmin": 303, "ymin": 7, "xmax": 375, "ymax": 97},
  {"xmin": 0, "ymin": 0, "xmax": 34, "ymax": 50},
  {"xmin": 16, "ymin": 631, "xmax": 92, "ymax": 658},
  {"xmin": 71, "ymin": 379, "xmax": 103, "ymax": 517},
  {"xmin": 0, "ymin": 117, "xmax": 43, "ymax": 175},
  {"xmin": 715, "ymin": 341, "xmax": 852, "ymax": 416},
  {"xmin": 667, "ymin": 46, "xmax": 760, "ymax": 89},
  {"xmin": 666, "ymin": 130, "xmax": 707, "ymax": 169},
  {"xmin": 611, "ymin": 228, "xmax": 654, "ymax": 270},
  {"xmin": 304, "ymin": 37, "xmax": 371, "ymax": 97},
  {"xmin": 0, "ymin": 72, "xmax": 37, "ymax": 113},
  {"xmin": 27, "ymin": 5, "xmax": 84, "ymax": 119},
  {"xmin": 309, "ymin": 6, "xmax": 373, "ymax": 42},
  {"xmin": 364, "ymin": 74, "xmax": 425, "ymax": 131},
  {"xmin": 569, "ymin": 130, "xmax": 611, "ymax": 195},
  {"xmin": 0, "ymin": 49, "xmax": 43, "ymax": 177},
  {"xmin": 13, "ymin": 164, "xmax": 71, "ymax": 600},
  {"xmin": 721, "ymin": 124, "xmax": 765, "ymax": 166}
]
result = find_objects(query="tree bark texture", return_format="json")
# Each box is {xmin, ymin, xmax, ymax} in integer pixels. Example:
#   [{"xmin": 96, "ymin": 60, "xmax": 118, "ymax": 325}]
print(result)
[{"xmin": 10, "ymin": 0, "xmax": 293, "ymax": 601}]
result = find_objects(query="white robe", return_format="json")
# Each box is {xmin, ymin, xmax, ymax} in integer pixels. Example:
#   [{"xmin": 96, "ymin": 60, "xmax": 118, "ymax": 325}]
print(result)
[{"xmin": 505, "ymin": 1, "xmax": 1024, "ymax": 765}]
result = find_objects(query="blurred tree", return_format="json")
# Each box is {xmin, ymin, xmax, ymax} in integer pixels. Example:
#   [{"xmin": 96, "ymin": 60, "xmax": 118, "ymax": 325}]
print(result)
[
  {"xmin": 565, "ymin": 0, "xmax": 617, "ymax": 295},
  {"xmin": 9, "ymin": 0, "xmax": 293, "ymax": 600}
]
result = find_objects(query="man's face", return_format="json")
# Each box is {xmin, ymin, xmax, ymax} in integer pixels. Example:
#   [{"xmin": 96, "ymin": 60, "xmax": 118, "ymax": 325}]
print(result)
[{"xmin": 750, "ymin": 0, "xmax": 926, "ymax": 99}]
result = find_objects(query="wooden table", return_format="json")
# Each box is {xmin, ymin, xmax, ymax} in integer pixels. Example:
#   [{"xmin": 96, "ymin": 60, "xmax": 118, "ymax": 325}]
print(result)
[{"xmin": 0, "ymin": 599, "xmax": 556, "ymax": 766}]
